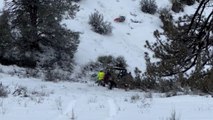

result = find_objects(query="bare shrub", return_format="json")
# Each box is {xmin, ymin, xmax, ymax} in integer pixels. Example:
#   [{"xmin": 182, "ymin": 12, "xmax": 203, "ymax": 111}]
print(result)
[
  {"xmin": 88, "ymin": 96, "xmax": 97, "ymax": 103},
  {"xmin": 13, "ymin": 86, "xmax": 28, "ymax": 97},
  {"xmin": 25, "ymin": 68, "xmax": 41, "ymax": 78},
  {"xmin": 31, "ymin": 89, "xmax": 49, "ymax": 97},
  {"xmin": 165, "ymin": 91, "xmax": 178, "ymax": 97},
  {"xmin": 144, "ymin": 92, "xmax": 153, "ymax": 98},
  {"xmin": 131, "ymin": 94, "xmax": 140, "ymax": 102},
  {"xmin": 140, "ymin": 0, "xmax": 158, "ymax": 14},
  {"xmin": 89, "ymin": 11, "xmax": 112, "ymax": 35}
]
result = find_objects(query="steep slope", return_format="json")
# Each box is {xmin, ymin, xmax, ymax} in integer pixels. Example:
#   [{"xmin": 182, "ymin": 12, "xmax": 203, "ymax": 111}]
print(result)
[
  {"xmin": 66, "ymin": 0, "xmax": 209, "ymax": 74},
  {"xmin": 64, "ymin": 0, "xmax": 172, "ymax": 73},
  {"xmin": 1, "ymin": 1, "xmax": 213, "ymax": 120},
  {"xmin": 0, "ymin": 0, "xmax": 200, "ymax": 74}
]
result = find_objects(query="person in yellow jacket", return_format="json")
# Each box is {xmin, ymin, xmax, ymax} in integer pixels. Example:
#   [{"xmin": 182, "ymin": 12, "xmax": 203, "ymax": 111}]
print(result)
[{"xmin": 97, "ymin": 70, "xmax": 105, "ymax": 86}]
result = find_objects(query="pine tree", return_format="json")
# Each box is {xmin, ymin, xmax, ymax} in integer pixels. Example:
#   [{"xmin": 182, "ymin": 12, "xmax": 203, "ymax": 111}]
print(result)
[
  {"xmin": 1, "ymin": 0, "xmax": 80, "ymax": 70},
  {"xmin": 145, "ymin": 0, "xmax": 213, "ymax": 91},
  {"xmin": 0, "ymin": 11, "xmax": 13, "ymax": 64}
]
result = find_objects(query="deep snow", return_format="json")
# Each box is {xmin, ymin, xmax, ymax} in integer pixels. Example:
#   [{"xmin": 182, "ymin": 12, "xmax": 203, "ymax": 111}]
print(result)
[
  {"xmin": 64, "ymin": 0, "xmax": 170, "ymax": 73},
  {"xmin": 64, "ymin": 0, "xmax": 211, "ymax": 75},
  {"xmin": 0, "ymin": 70, "xmax": 213, "ymax": 120},
  {"xmin": 0, "ymin": 0, "xmax": 213, "ymax": 120}
]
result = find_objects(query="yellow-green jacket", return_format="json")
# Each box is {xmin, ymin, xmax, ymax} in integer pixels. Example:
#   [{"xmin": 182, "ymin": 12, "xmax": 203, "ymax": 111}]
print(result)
[{"xmin": 97, "ymin": 71, "xmax": 105, "ymax": 81}]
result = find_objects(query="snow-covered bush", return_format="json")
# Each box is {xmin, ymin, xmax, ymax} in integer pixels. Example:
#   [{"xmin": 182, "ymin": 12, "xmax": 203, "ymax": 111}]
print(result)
[
  {"xmin": 140, "ymin": 0, "xmax": 158, "ymax": 14},
  {"xmin": 0, "ymin": 83, "xmax": 8, "ymax": 97},
  {"xmin": 25, "ymin": 68, "xmax": 41, "ymax": 78},
  {"xmin": 77, "ymin": 55, "xmax": 129, "ymax": 81},
  {"xmin": 187, "ymin": 70, "xmax": 213, "ymax": 93},
  {"xmin": 89, "ymin": 11, "xmax": 112, "ymax": 35},
  {"xmin": 171, "ymin": 0, "xmax": 184, "ymax": 13},
  {"xmin": 44, "ymin": 69, "xmax": 72, "ymax": 82},
  {"xmin": 144, "ymin": 92, "xmax": 153, "ymax": 98},
  {"xmin": 131, "ymin": 94, "xmax": 140, "ymax": 102},
  {"xmin": 13, "ymin": 85, "xmax": 50, "ymax": 99},
  {"xmin": 81, "ymin": 55, "xmax": 127, "ymax": 75},
  {"xmin": 98, "ymin": 55, "xmax": 128, "ymax": 68}
]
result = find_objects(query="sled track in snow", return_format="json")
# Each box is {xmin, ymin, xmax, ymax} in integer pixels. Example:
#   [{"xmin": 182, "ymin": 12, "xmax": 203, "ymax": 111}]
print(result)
[
  {"xmin": 63, "ymin": 100, "xmax": 77, "ymax": 116},
  {"xmin": 56, "ymin": 100, "xmax": 77, "ymax": 120},
  {"xmin": 105, "ymin": 98, "xmax": 118, "ymax": 120}
]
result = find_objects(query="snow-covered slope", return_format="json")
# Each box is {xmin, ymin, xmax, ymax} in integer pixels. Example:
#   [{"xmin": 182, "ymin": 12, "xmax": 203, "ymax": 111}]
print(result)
[
  {"xmin": 1, "ymin": 60, "xmax": 213, "ymax": 120},
  {"xmin": 1, "ymin": 72, "xmax": 213, "ymax": 120},
  {"xmin": 0, "ymin": 0, "xmax": 200, "ymax": 74},
  {"xmin": 64, "ymin": 0, "xmax": 173, "ymax": 73},
  {"xmin": 65, "ymin": 0, "xmax": 206, "ymax": 74},
  {"xmin": 1, "ymin": 1, "xmax": 213, "ymax": 120}
]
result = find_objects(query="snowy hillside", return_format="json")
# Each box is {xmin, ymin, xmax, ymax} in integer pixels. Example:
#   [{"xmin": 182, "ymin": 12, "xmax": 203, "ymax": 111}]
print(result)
[
  {"xmin": 0, "ymin": 0, "xmax": 202, "ymax": 73},
  {"xmin": 1, "ymin": 0, "xmax": 213, "ymax": 120},
  {"xmin": 64, "ymin": 0, "xmax": 172, "ymax": 73},
  {"xmin": 63, "ymin": 0, "xmax": 201, "ymax": 73}
]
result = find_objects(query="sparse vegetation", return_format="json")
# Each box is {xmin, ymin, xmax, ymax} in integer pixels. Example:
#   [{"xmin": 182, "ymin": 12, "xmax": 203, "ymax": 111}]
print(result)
[
  {"xmin": 131, "ymin": 94, "xmax": 140, "ymax": 102},
  {"xmin": 140, "ymin": 0, "xmax": 158, "ymax": 14},
  {"xmin": 144, "ymin": 92, "xmax": 153, "ymax": 98},
  {"xmin": 171, "ymin": 0, "xmax": 184, "ymax": 13},
  {"xmin": 89, "ymin": 11, "xmax": 112, "ymax": 35},
  {"xmin": 44, "ymin": 69, "xmax": 72, "ymax": 82},
  {"xmin": 0, "ymin": 0, "xmax": 213, "ymax": 120},
  {"xmin": 12, "ymin": 86, "xmax": 29, "ymax": 97},
  {"xmin": 0, "ymin": 83, "xmax": 8, "ymax": 98}
]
